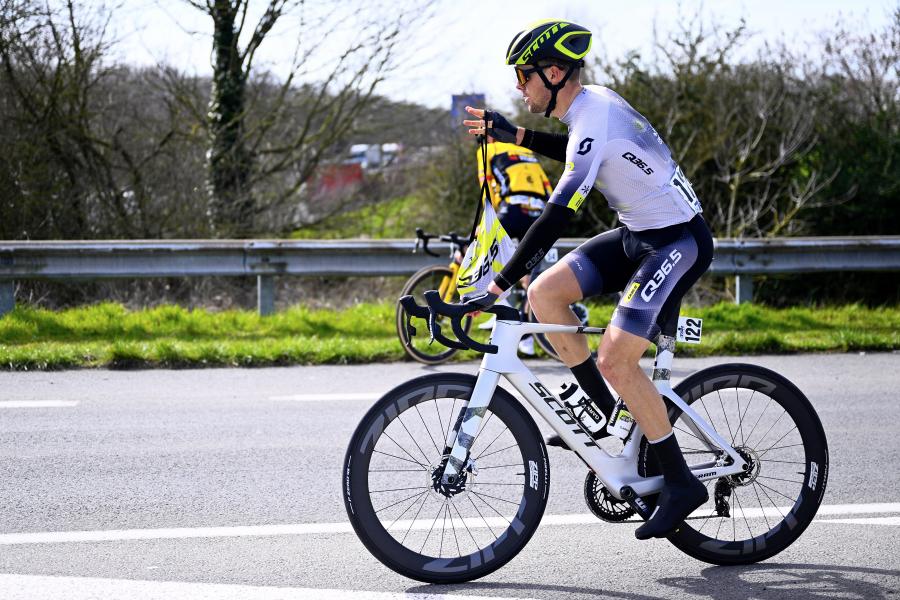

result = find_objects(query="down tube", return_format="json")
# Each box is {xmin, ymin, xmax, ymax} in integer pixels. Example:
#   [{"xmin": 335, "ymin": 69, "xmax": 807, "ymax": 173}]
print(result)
[{"xmin": 503, "ymin": 371, "xmax": 610, "ymax": 472}]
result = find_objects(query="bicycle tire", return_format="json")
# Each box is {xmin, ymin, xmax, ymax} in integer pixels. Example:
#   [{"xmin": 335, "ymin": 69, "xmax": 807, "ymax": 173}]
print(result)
[
  {"xmin": 640, "ymin": 363, "xmax": 829, "ymax": 565},
  {"xmin": 343, "ymin": 373, "xmax": 550, "ymax": 584},
  {"xmin": 396, "ymin": 265, "xmax": 472, "ymax": 365}
]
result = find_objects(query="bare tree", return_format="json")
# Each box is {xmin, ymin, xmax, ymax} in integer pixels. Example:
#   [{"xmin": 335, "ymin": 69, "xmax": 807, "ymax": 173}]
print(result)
[
  {"xmin": 0, "ymin": 0, "xmax": 116, "ymax": 238},
  {"xmin": 177, "ymin": 0, "xmax": 431, "ymax": 236},
  {"xmin": 0, "ymin": 0, "xmax": 202, "ymax": 239}
]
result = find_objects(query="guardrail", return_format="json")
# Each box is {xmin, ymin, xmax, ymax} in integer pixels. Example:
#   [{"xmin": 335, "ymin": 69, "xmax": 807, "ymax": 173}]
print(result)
[{"xmin": 1, "ymin": 236, "xmax": 898, "ymax": 315}]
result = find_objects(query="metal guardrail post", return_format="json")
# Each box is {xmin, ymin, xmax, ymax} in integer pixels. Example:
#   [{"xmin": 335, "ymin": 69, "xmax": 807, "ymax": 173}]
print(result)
[
  {"xmin": 735, "ymin": 275, "xmax": 754, "ymax": 305},
  {"xmin": 0, "ymin": 281, "xmax": 14, "ymax": 316},
  {"xmin": 257, "ymin": 275, "xmax": 275, "ymax": 316}
]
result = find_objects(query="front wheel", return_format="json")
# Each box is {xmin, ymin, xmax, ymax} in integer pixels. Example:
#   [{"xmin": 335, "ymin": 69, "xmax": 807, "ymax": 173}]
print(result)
[
  {"xmin": 343, "ymin": 373, "xmax": 550, "ymax": 583},
  {"xmin": 641, "ymin": 363, "xmax": 829, "ymax": 565}
]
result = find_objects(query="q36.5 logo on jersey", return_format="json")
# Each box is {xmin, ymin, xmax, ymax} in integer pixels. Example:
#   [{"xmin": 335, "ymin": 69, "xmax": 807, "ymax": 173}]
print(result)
[{"xmin": 577, "ymin": 137, "xmax": 594, "ymax": 155}]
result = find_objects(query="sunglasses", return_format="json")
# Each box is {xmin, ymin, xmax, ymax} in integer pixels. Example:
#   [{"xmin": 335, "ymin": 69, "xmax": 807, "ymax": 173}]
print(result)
[{"xmin": 515, "ymin": 66, "xmax": 542, "ymax": 86}]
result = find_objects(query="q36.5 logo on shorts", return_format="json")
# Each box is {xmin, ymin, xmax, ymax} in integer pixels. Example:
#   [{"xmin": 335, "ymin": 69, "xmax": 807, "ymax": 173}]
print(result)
[{"xmin": 640, "ymin": 250, "xmax": 683, "ymax": 301}]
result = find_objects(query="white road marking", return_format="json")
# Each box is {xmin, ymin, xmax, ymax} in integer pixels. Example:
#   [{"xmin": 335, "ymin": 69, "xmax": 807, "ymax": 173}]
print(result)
[
  {"xmin": 0, "ymin": 523, "xmax": 354, "ymax": 545},
  {"xmin": 0, "ymin": 400, "xmax": 79, "ymax": 408},
  {"xmin": 0, "ymin": 574, "xmax": 538, "ymax": 600},
  {"xmin": 1, "ymin": 502, "xmax": 897, "ymax": 547},
  {"xmin": 269, "ymin": 393, "xmax": 380, "ymax": 402},
  {"xmin": 817, "ymin": 517, "xmax": 900, "ymax": 526},
  {"xmin": 813, "ymin": 502, "xmax": 900, "ymax": 515}
]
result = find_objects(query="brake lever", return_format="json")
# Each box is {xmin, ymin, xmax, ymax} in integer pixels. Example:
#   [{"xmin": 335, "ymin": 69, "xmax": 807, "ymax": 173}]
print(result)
[
  {"xmin": 423, "ymin": 291, "xmax": 498, "ymax": 354},
  {"xmin": 422, "ymin": 241, "xmax": 440, "ymax": 258},
  {"xmin": 399, "ymin": 295, "xmax": 430, "ymax": 319},
  {"xmin": 399, "ymin": 295, "xmax": 466, "ymax": 350},
  {"xmin": 427, "ymin": 309, "xmax": 468, "ymax": 350}
]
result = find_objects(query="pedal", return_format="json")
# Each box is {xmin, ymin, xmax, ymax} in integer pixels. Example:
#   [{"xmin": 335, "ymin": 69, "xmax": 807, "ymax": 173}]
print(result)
[{"xmin": 619, "ymin": 486, "xmax": 655, "ymax": 521}]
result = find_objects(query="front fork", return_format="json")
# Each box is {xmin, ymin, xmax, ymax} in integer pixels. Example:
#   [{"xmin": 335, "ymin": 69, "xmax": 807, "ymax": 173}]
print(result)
[{"xmin": 439, "ymin": 369, "xmax": 499, "ymax": 486}]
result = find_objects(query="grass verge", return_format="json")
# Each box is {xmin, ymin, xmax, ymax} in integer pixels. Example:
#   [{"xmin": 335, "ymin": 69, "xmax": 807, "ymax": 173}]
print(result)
[{"xmin": 0, "ymin": 302, "xmax": 896, "ymax": 370}]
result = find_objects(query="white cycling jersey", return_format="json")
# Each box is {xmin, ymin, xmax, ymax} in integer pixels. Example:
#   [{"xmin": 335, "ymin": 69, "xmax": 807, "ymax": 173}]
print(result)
[{"xmin": 549, "ymin": 85, "xmax": 702, "ymax": 231}]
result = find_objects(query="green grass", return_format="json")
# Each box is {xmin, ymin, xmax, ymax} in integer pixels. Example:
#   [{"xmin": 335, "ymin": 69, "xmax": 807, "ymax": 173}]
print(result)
[{"xmin": 0, "ymin": 302, "xmax": 896, "ymax": 370}]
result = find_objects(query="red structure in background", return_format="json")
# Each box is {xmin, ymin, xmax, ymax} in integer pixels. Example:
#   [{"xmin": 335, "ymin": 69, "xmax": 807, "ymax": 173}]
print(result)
[{"xmin": 312, "ymin": 163, "xmax": 364, "ymax": 196}]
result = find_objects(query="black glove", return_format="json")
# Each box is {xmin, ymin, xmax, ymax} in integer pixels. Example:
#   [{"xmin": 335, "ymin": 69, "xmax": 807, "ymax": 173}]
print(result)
[
  {"xmin": 462, "ymin": 291, "xmax": 498, "ymax": 311},
  {"xmin": 484, "ymin": 111, "xmax": 518, "ymax": 144}
]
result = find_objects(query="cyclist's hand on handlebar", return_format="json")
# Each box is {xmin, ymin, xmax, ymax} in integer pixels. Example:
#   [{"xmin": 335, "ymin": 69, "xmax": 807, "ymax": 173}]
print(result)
[
  {"xmin": 462, "ymin": 291, "xmax": 498, "ymax": 314},
  {"xmin": 463, "ymin": 107, "xmax": 519, "ymax": 144}
]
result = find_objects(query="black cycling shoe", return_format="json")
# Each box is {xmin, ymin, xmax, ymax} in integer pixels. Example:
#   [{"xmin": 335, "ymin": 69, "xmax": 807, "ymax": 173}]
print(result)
[{"xmin": 634, "ymin": 476, "xmax": 709, "ymax": 540}]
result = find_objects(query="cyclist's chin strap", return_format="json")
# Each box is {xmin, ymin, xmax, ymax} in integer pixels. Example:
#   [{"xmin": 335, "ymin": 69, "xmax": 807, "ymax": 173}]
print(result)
[{"xmin": 536, "ymin": 63, "xmax": 579, "ymax": 118}]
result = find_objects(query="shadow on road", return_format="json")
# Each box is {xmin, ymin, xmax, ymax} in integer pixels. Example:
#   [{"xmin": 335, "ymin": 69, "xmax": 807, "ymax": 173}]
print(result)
[
  {"xmin": 406, "ymin": 562, "xmax": 900, "ymax": 599},
  {"xmin": 661, "ymin": 563, "xmax": 900, "ymax": 599}
]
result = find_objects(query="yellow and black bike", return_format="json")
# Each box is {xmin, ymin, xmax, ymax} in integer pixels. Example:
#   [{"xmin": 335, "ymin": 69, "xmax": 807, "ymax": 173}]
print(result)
[
  {"xmin": 396, "ymin": 228, "xmax": 586, "ymax": 364},
  {"xmin": 396, "ymin": 228, "xmax": 473, "ymax": 364}
]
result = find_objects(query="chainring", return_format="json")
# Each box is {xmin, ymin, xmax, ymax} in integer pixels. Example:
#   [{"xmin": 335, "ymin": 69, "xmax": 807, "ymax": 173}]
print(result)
[{"xmin": 583, "ymin": 471, "xmax": 637, "ymax": 522}]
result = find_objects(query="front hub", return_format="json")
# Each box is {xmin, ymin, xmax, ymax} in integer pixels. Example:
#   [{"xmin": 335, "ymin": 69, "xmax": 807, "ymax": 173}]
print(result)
[{"xmin": 431, "ymin": 455, "xmax": 469, "ymax": 498}]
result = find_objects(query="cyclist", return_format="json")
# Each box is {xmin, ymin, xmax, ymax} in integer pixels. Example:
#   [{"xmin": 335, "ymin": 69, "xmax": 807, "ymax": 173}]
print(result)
[
  {"xmin": 462, "ymin": 19, "xmax": 714, "ymax": 540},
  {"xmin": 475, "ymin": 134, "xmax": 553, "ymax": 356}
]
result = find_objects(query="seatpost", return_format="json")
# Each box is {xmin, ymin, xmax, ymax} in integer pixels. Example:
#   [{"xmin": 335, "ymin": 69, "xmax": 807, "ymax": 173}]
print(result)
[
  {"xmin": 653, "ymin": 304, "xmax": 681, "ymax": 383},
  {"xmin": 652, "ymin": 335, "xmax": 675, "ymax": 383}
]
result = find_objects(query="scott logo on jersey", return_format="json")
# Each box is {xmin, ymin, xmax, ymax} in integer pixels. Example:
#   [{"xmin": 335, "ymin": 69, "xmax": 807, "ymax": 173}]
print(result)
[{"xmin": 577, "ymin": 137, "xmax": 594, "ymax": 155}]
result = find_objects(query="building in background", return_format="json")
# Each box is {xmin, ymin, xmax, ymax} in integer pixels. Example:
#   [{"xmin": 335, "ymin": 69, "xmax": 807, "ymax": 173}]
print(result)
[
  {"xmin": 451, "ymin": 94, "xmax": 485, "ymax": 131},
  {"xmin": 345, "ymin": 143, "xmax": 402, "ymax": 171}
]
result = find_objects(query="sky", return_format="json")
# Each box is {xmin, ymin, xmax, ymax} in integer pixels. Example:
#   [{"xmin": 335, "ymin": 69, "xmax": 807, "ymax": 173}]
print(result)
[{"xmin": 109, "ymin": 0, "xmax": 896, "ymax": 112}]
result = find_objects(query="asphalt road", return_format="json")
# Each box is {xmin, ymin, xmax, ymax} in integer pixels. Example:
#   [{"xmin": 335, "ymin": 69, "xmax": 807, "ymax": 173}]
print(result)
[{"xmin": 1, "ymin": 353, "xmax": 899, "ymax": 599}]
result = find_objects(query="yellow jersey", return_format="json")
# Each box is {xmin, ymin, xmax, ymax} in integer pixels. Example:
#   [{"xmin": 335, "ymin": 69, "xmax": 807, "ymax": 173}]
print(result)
[{"xmin": 476, "ymin": 142, "xmax": 552, "ymax": 214}]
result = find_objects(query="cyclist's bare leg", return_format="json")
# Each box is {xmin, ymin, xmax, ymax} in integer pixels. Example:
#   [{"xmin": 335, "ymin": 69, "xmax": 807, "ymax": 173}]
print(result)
[
  {"xmin": 598, "ymin": 325, "xmax": 707, "ymax": 539},
  {"xmin": 597, "ymin": 326, "xmax": 671, "ymax": 440},
  {"xmin": 526, "ymin": 262, "xmax": 589, "ymax": 367},
  {"xmin": 530, "ymin": 266, "xmax": 671, "ymax": 437}
]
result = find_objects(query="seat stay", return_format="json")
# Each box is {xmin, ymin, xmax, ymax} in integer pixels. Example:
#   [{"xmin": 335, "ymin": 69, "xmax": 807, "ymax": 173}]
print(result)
[
  {"xmin": 669, "ymin": 402, "xmax": 720, "ymax": 453},
  {"xmin": 658, "ymin": 383, "xmax": 747, "ymax": 475}
]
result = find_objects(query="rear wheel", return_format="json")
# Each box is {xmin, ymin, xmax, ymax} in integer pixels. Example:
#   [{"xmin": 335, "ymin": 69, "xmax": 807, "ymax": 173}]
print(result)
[
  {"xmin": 396, "ymin": 265, "xmax": 471, "ymax": 364},
  {"xmin": 640, "ymin": 364, "xmax": 829, "ymax": 565},
  {"xmin": 343, "ymin": 373, "xmax": 550, "ymax": 583}
]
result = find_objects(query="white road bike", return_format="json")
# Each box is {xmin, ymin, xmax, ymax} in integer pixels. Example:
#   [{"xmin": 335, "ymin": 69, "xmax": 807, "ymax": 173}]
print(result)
[{"xmin": 343, "ymin": 291, "xmax": 829, "ymax": 583}]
